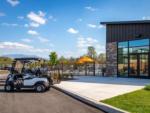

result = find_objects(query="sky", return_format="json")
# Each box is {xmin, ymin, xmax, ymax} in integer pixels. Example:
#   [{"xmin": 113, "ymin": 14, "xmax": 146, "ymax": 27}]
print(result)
[{"xmin": 0, "ymin": 0, "xmax": 150, "ymax": 58}]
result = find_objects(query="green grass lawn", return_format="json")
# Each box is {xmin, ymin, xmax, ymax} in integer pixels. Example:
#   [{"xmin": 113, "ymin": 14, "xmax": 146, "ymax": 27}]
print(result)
[{"xmin": 101, "ymin": 89, "xmax": 150, "ymax": 113}]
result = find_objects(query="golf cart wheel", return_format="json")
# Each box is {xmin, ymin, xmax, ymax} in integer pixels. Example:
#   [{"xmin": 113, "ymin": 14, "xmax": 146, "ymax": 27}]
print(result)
[
  {"xmin": 5, "ymin": 85, "xmax": 13, "ymax": 92},
  {"xmin": 16, "ymin": 87, "xmax": 21, "ymax": 91},
  {"xmin": 45, "ymin": 86, "xmax": 50, "ymax": 91},
  {"xmin": 35, "ymin": 84, "xmax": 45, "ymax": 92}
]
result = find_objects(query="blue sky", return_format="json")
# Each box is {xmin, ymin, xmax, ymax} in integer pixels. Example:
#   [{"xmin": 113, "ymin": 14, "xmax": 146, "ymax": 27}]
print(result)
[{"xmin": 0, "ymin": 0, "xmax": 150, "ymax": 58}]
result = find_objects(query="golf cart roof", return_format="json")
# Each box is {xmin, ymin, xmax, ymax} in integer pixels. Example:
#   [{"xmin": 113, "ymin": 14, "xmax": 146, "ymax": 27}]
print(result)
[{"xmin": 14, "ymin": 57, "xmax": 42, "ymax": 61}]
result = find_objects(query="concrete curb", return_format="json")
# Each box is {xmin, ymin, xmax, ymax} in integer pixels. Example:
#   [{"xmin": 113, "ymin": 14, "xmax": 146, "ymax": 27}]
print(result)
[{"xmin": 52, "ymin": 85, "xmax": 130, "ymax": 113}]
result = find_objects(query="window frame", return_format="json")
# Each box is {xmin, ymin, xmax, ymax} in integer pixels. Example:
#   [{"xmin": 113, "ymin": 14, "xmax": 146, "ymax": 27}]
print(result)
[{"xmin": 117, "ymin": 38, "xmax": 150, "ymax": 77}]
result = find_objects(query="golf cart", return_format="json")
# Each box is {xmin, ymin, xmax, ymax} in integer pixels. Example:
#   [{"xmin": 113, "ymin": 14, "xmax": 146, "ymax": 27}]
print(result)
[{"xmin": 5, "ymin": 57, "xmax": 52, "ymax": 92}]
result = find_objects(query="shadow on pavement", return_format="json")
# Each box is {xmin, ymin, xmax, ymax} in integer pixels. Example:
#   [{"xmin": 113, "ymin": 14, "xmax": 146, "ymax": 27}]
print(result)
[{"xmin": 0, "ymin": 88, "xmax": 50, "ymax": 93}]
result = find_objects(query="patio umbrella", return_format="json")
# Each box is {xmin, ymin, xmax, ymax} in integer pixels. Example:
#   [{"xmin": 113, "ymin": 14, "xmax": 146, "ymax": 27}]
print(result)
[
  {"xmin": 76, "ymin": 60, "xmax": 84, "ymax": 64},
  {"xmin": 76, "ymin": 56, "xmax": 94, "ymax": 76},
  {"xmin": 77, "ymin": 56, "xmax": 94, "ymax": 63}
]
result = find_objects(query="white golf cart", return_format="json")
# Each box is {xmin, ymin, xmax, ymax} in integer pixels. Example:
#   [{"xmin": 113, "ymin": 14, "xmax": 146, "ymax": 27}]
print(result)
[{"xmin": 5, "ymin": 58, "xmax": 52, "ymax": 92}]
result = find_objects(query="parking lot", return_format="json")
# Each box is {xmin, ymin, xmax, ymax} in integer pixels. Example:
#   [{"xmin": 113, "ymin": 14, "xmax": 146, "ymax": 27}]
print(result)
[{"xmin": 0, "ymin": 87, "xmax": 104, "ymax": 113}]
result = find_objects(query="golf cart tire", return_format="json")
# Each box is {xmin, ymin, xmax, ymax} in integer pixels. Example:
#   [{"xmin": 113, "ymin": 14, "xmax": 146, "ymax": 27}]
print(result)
[
  {"xmin": 16, "ymin": 87, "xmax": 21, "ymax": 91},
  {"xmin": 4, "ymin": 85, "xmax": 14, "ymax": 92},
  {"xmin": 46, "ymin": 86, "xmax": 50, "ymax": 91},
  {"xmin": 35, "ymin": 84, "xmax": 45, "ymax": 92}
]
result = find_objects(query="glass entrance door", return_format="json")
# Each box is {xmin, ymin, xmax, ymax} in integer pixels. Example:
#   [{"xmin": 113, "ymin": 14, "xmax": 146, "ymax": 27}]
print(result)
[
  {"xmin": 129, "ymin": 54, "xmax": 138, "ymax": 76},
  {"xmin": 129, "ymin": 53, "xmax": 149, "ymax": 77},
  {"xmin": 139, "ymin": 54, "xmax": 148, "ymax": 76}
]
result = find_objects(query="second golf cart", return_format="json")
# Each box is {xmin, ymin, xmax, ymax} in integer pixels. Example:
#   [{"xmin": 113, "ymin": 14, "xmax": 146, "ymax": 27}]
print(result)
[{"xmin": 5, "ymin": 58, "xmax": 52, "ymax": 92}]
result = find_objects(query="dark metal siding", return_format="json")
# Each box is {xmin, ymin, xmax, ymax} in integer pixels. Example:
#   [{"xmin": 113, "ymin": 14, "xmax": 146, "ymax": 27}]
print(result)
[{"xmin": 106, "ymin": 23, "xmax": 150, "ymax": 43}]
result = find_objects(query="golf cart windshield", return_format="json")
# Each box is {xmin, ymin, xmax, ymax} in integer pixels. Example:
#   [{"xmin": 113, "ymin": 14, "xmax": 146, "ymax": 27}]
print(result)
[{"xmin": 11, "ymin": 57, "xmax": 42, "ymax": 75}]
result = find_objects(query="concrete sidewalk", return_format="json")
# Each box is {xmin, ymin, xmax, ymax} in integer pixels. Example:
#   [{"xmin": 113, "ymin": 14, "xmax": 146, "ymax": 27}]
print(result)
[{"xmin": 55, "ymin": 76, "xmax": 150, "ymax": 101}]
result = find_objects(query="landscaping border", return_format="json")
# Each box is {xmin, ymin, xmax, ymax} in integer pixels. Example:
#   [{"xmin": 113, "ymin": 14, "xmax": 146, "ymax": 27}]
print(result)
[{"xmin": 52, "ymin": 85, "xmax": 129, "ymax": 113}]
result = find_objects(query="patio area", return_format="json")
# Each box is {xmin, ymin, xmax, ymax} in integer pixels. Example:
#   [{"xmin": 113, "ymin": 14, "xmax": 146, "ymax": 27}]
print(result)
[{"xmin": 55, "ymin": 76, "xmax": 150, "ymax": 101}]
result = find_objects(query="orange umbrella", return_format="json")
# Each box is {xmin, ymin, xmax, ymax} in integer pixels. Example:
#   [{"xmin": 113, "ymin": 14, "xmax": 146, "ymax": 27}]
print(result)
[
  {"xmin": 76, "ymin": 60, "xmax": 84, "ymax": 64},
  {"xmin": 76, "ymin": 56, "xmax": 94, "ymax": 76},
  {"xmin": 76, "ymin": 56, "xmax": 94, "ymax": 64}
]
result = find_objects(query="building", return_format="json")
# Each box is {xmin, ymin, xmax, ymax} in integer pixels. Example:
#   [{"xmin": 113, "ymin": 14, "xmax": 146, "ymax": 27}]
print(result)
[{"xmin": 101, "ymin": 20, "xmax": 150, "ymax": 78}]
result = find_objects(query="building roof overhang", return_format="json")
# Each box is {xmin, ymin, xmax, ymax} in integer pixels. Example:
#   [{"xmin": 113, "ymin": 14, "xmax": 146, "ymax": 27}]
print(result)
[{"xmin": 100, "ymin": 20, "xmax": 150, "ymax": 25}]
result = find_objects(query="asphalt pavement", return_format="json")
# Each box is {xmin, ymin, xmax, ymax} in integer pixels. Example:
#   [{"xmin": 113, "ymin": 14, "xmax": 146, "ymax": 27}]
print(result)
[{"xmin": 0, "ymin": 87, "xmax": 104, "ymax": 113}]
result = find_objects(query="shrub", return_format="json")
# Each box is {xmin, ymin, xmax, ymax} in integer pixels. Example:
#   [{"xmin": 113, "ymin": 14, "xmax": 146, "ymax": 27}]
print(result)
[
  {"xmin": 61, "ymin": 73, "xmax": 73, "ymax": 79},
  {"xmin": 144, "ymin": 85, "xmax": 150, "ymax": 90}
]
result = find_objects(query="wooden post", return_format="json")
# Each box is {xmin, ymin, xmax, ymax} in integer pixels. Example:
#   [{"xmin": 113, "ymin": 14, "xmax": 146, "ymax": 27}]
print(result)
[
  {"xmin": 58, "ymin": 65, "xmax": 61, "ymax": 82},
  {"xmin": 62, "ymin": 62, "xmax": 63, "ymax": 75},
  {"xmin": 85, "ymin": 63, "xmax": 87, "ymax": 76},
  {"xmin": 93, "ymin": 61, "xmax": 95, "ymax": 76}
]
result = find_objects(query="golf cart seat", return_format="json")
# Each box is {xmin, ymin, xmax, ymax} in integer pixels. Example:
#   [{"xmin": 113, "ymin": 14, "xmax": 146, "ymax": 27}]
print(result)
[{"xmin": 13, "ymin": 74, "xmax": 23, "ymax": 80}]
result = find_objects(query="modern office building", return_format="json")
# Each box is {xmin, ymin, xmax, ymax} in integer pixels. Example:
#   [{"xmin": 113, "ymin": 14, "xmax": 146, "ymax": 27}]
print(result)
[{"xmin": 101, "ymin": 20, "xmax": 150, "ymax": 78}]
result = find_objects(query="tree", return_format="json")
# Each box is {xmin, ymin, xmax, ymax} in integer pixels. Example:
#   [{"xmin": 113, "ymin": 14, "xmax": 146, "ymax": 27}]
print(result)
[
  {"xmin": 49, "ymin": 52, "xmax": 61, "ymax": 82},
  {"xmin": 0, "ymin": 57, "xmax": 12, "ymax": 68},
  {"xmin": 58, "ymin": 56, "xmax": 68, "ymax": 64},
  {"xmin": 49, "ymin": 52, "xmax": 58, "ymax": 66},
  {"xmin": 98, "ymin": 53, "xmax": 106, "ymax": 64},
  {"xmin": 87, "ymin": 46, "xmax": 97, "ymax": 59},
  {"xmin": 98, "ymin": 53, "xmax": 106, "ymax": 76},
  {"xmin": 58, "ymin": 56, "xmax": 76, "ymax": 65},
  {"xmin": 68, "ymin": 57, "xmax": 76, "ymax": 64}
]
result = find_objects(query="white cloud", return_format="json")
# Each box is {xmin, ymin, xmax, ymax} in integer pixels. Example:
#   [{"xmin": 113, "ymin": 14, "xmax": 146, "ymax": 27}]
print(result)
[
  {"xmin": 85, "ymin": 6, "xmax": 97, "ymax": 11},
  {"xmin": 0, "ymin": 12, "xmax": 6, "ymax": 17},
  {"xmin": 38, "ymin": 11, "xmax": 46, "ymax": 17},
  {"xmin": 30, "ymin": 48, "xmax": 50, "ymax": 53},
  {"xmin": 27, "ymin": 30, "xmax": 52, "ymax": 44},
  {"xmin": 0, "ymin": 42, "xmax": 32, "ymax": 50},
  {"xmin": 77, "ymin": 37, "xmax": 97, "ymax": 48},
  {"xmin": 7, "ymin": 0, "xmax": 20, "ymax": 7},
  {"xmin": 67, "ymin": 28, "xmax": 79, "ymax": 34},
  {"xmin": 37, "ymin": 37, "xmax": 49, "ymax": 43},
  {"xmin": 98, "ymin": 25, "xmax": 105, "ymax": 29},
  {"xmin": 87, "ymin": 24, "xmax": 97, "ymax": 28},
  {"xmin": 87, "ymin": 24, "xmax": 105, "ymax": 29},
  {"xmin": 27, "ymin": 11, "xmax": 47, "ymax": 28},
  {"xmin": 142, "ymin": 16, "xmax": 150, "ymax": 20},
  {"xmin": 29, "ymin": 22, "xmax": 40, "ymax": 28},
  {"xmin": 77, "ymin": 36, "xmax": 105, "ymax": 54},
  {"xmin": 49, "ymin": 15, "xmax": 57, "ymax": 21},
  {"xmin": 1, "ymin": 23, "xmax": 18, "ymax": 27},
  {"xmin": 21, "ymin": 38, "xmax": 32, "ymax": 43},
  {"xmin": 0, "ymin": 41, "xmax": 50, "ymax": 53},
  {"xmin": 17, "ymin": 16, "xmax": 24, "ymax": 20},
  {"xmin": 36, "ymin": 37, "xmax": 54, "ymax": 46},
  {"xmin": 27, "ymin": 30, "xmax": 38, "ymax": 35},
  {"xmin": 27, "ymin": 11, "xmax": 46, "ymax": 25}
]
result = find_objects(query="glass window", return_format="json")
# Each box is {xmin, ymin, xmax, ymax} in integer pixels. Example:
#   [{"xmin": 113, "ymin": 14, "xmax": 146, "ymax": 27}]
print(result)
[
  {"xmin": 118, "ymin": 48, "xmax": 128, "ymax": 54},
  {"xmin": 118, "ymin": 54, "xmax": 128, "ymax": 77},
  {"xmin": 118, "ymin": 41, "xmax": 129, "ymax": 77},
  {"xmin": 118, "ymin": 54, "xmax": 128, "ymax": 64},
  {"xmin": 117, "ymin": 39, "xmax": 150, "ymax": 77},
  {"xmin": 129, "ymin": 39, "xmax": 149, "ymax": 47},
  {"xmin": 118, "ymin": 64, "xmax": 128, "ymax": 76},
  {"xmin": 118, "ymin": 41, "xmax": 128, "ymax": 48},
  {"xmin": 129, "ymin": 46, "xmax": 149, "ymax": 53}
]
